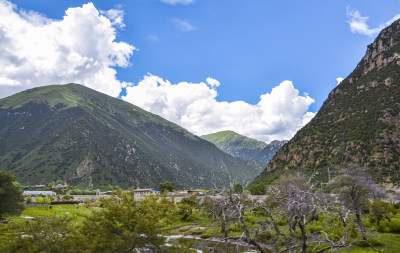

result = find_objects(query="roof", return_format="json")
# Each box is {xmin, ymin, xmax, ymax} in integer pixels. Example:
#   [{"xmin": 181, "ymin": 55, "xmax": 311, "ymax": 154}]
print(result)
[
  {"xmin": 134, "ymin": 188, "xmax": 159, "ymax": 192},
  {"xmin": 23, "ymin": 191, "xmax": 56, "ymax": 195}
]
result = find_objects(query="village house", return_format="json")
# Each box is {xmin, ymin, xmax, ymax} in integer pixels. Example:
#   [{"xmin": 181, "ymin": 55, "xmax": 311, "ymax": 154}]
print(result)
[
  {"xmin": 134, "ymin": 188, "xmax": 160, "ymax": 196},
  {"xmin": 23, "ymin": 190, "xmax": 56, "ymax": 197}
]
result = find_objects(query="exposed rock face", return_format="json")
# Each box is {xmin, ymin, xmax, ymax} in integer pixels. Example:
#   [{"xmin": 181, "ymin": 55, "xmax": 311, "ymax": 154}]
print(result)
[{"xmin": 252, "ymin": 19, "xmax": 400, "ymax": 185}]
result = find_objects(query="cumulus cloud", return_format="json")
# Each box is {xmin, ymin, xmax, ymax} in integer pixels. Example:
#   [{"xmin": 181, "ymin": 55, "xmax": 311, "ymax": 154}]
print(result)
[
  {"xmin": 173, "ymin": 18, "xmax": 197, "ymax": 32},
  {"xmin": 100, "ymin": 8, "xmax": 125, "ymax": 29},
  {"xmin": 346, "ymin": 7, "xmax": 400, "ymax": 36},
  {"xmin": 0, "ymin": 1, "xmax": 135, "ymax": 98},
  {"xmin": 206, "ymin": 77, "xmax": 220, "ymax": 87},
  {"xmin": 123, "ymin": 74, "xmax": 315, "ymax": 142},
  {"xmin": 336, "ymin": 77, "xmax": 344, "ymax": 85},
  {"xmin": 160, "ymin": 0, "xmax": 196, "ymax": 5}
]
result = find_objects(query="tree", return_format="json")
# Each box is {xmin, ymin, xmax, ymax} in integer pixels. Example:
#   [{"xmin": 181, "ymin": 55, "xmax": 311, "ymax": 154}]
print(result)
[
  {"xmin": 177, "ymin": 195, "xmax": 199, "ymax": 221},
  {"xmin": 0, "ymin": 171, "xmax": 24, "ymax": 219},
  {"xmin": 370, "ymin": 200, "xmax": 394, "ymax": 226},
  {"xmin": 159, "ymin": 181, "xmax": 175, "ymax": 193},
  {"xmin": 233, "ymin": 183, "xmax": 243, "ymax": 194},
  {"xmin": 248, "ymin": 183, "xmax": 266, "ymax": 195},
  {"xmin": 329, "ymin": 167, "xmax": 385, "ymax": 241},
  {"xmin": 77, "ymin": 187, "xmax": 178, "ymax": 252},
  {"xmin": 3, "ymin": 187, "xmax": 194, "ymax": 253}
]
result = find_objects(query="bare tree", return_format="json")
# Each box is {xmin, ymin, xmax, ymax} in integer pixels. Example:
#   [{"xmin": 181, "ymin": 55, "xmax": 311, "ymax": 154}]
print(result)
[{"xmin": 329, "ymin": 167, "xmax": 386, "ymax": 241}]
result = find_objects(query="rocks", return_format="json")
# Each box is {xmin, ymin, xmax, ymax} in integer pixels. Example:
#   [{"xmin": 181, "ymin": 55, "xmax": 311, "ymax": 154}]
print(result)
[{"xmin": 385, "ymin": 77, "xmax": 394, "ymax": 86}]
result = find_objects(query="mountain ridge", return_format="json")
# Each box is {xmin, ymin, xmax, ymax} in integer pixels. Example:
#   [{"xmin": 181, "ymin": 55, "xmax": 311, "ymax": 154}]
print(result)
[
  {"xmin": 201, "ymin": 130, "xmax": 287, "ymax": 165},
  {"xmin": 252, "ymin": 19, "xmax": 400, "ymax": 186},
  {"xmin": 0, "ymin": 84, "xmax": 262, "ymax": 189}
]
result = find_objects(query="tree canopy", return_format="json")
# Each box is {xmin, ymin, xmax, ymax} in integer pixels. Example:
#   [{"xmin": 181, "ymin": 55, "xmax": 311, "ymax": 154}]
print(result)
[
  {"xmin": 159, "ymin": 181, "xmax": 175, "ymax": 193},
  {"xmin": 0, "ymin": 171, "xmax": 24, "ymax": 219}
]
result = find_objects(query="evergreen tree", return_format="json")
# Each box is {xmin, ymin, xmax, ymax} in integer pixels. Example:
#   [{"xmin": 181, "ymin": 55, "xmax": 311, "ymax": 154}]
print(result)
[{"xmin": 0, "ymin": 171, "xmax": 24, "ymax": 219}]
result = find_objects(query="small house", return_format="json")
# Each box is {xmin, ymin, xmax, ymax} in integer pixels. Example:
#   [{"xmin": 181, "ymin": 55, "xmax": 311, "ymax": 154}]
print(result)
[
  {"xmin": 23, "ymin": 191, "xmax": 56, "ymax": 197},
  {"xmin": 134, "ymin": 188, "xmax": 160, "ymax": 196}
]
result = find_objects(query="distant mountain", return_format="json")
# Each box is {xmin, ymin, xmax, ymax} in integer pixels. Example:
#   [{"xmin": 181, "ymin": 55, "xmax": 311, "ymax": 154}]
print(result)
[
  {"xmin": 0, "ymin": 84, "xmax": 262, "ymax": 189},
  {"xmin": 201, "ymin": 131, "xmax": 287, "ymax": 165},
  {"xmin": 252, "ymin": 19, "xmax": 400, "ymax": 186}
]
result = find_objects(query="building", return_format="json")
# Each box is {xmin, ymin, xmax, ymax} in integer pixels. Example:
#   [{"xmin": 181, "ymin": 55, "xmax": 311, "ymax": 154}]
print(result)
[
  {"xmin": 23, "ymin": 191, "xmax": 56, "ymax": 196},
  {"xmin": 134, "ymin": 188, "xmax": 160, "ymax": 196},
  {"xmin": 188, "ymin": 190, "xmax": 203, "ymax": 196}
]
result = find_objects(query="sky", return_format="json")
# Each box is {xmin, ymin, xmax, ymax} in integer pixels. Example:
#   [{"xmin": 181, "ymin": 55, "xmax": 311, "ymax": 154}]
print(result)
[{"xmin": 0, "ymin": 0, "xmax": 399, "ymax": 142}]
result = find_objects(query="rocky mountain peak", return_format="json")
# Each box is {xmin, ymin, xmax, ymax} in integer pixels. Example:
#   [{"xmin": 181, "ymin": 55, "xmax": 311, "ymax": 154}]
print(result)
[{"xmin": 360, "ymin": 19, "xmax": 400, "ymax": 76}]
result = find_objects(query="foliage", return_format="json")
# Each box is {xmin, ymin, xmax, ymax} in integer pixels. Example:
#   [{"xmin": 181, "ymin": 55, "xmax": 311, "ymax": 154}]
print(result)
[
  {"xmin": 0, "ymin": 171, "xmax": 24, "ymax": 218},
  {"xmin": 35, "ymin": 197, "xmax": 44, "ymax": 204},
  {"xmin": 2, "ymin": 188, "xmax": 193, "ymax": 252},
  {"xmin": 25, "ymin": 196, "xmax": 32, "ymax": 203},
  {"xmin": 370, "ymin": 200, "xmax": 394, "ymax": 226},
  {"xmin": 0, "ymin": 84, "xmax": 261, "ymax": 190},
  {"xmin": 248, "ymin": 183, "xmax": 266, "ymax": 195},
  {"xmin": 252, "ymin": 22, "xmax": 400, "ymax": 186},
  {"xmin": 160, "ymin": 181, "xmax": 175, "ymax": 193},
  {"xmin": 76, "ymin": 187, "xmax": 177, "ymax": 252},
  {"xmin": 177, "ymin": 195, "xmax": 200, "ymax": 221},
  {"xmin": 62, "ymin": 195, "xmax": 74, "ymax": 201},
  {"xmin": 201, "ymin": 130, "xmax": 286, "ymax": 165},
  {"xmin": 232, "ymin": 183, "xmax": 243, "ymax": 194}
]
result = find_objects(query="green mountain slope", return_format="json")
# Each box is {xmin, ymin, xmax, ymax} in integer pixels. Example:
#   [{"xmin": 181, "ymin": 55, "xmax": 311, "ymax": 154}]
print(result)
[
  {"xmin": 201, "ymin": 131, "xmax": 286, "ymax": 164},
  {"xmin": 252, "ymin": 19, "xmax": 400, "ymax": 185},
  {"xmin": 0, "ymin": 84, "xmax": 261, "ymax": 189}
]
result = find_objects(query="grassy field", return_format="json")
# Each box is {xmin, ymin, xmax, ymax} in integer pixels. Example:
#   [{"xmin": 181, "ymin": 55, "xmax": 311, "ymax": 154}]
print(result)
[
  {"xmin": 6, "ymin": 204, "xmax": 93, "ymax": 222},
  {"xmin": 3, "ymin": 205, "xmax": 400, "ymax": 252}
]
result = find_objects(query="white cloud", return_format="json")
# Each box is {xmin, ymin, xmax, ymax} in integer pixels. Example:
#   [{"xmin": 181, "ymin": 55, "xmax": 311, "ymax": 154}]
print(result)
[
  {"xmin": 0, "ymin": 1, "xmax": 135, "ymax": 98},
  {"xmin": 336, "ymin": 77, "xmax": 344, "ymax": 85},
  {"xmin": 160, "ymin": 0, "xmax": 195, "ymax": 5},
  {"xmin": 100, "ymin": 8, "xmax": 125, "ymax": 29},
  {"xmin": 346, "ymin": 7, "xmax": 400, "ymax": 36},
  {"xmin": 206, "ymin": 77, "xmax": 220, "ymax": 87},
  {"xmin": 173, "ymin": 18, "xmax": 197, "ymax": 32},
  {"xmin": 123, "ymin": 74, "xmax": 315, "ymax": 142}
]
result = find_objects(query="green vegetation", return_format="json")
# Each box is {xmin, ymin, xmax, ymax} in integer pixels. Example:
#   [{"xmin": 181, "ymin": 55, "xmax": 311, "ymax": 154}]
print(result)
[
  {"xmin": 248, "ymin": 183, "xmax": 266, "ymax": 195},
  {"xmin": 0, "ymin": 171, "xmax": 24, "ymax": 219},
  {"xmin": 232, "ymin": 183, "xmax": 243, "ymax": 194},
  {"xmin": 159, "ymin": 181, "xmax": 175, "ymax": 193},
  {"xmin": 1, "ymin": 178, "xmax": 400, "ymax": 252},
  {"xmin": 0, "ymin": 84, "xmax": 261, "ymax": 190},
  {"xmin": 201, "ymin": 130, "xmax": 286, "ymax": 165},
  {"xmin": 252, "ymin": 19, "xmax": 400, "ymax": 186}
]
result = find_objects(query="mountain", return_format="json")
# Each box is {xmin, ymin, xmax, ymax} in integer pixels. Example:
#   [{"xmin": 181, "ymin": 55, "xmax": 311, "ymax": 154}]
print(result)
[
  {"xmin": 252, "ymin": 19, "xmax": 400, "ymax": 186},
  {"xmin": 201, "ymin": 131, "xmax": 287, "ymax": 164},
  {"xmin": 0, "ymin": 84, "xmax": 261, "ymax": 189}
]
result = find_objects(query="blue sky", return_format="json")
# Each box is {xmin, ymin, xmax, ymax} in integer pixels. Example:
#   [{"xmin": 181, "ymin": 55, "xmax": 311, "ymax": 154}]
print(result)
[{"xmin": 1, "ymin": 0, "xmax": 399, "ymax": 141}]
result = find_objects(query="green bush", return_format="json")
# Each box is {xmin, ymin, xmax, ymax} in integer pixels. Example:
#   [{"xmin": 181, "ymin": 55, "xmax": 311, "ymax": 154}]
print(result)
[
  {"xmin": 308, "ymin": 224, "xmax": 323, "ymax": 234},
  {"xmin": 43, "ymin": 197, "xmax": 51, "ymax": 204},
  {"xmin": 36, "ymin": 197, "xmax": 44, "ymax": 203},
  {"xmin": 378, "ymin": 219, "xmax": 400, "ymax": 233},
  {"xmin": 389, "ymin": 219, "xmax": 400, "ymax": 233},
  {"xmin": 26, "ymin": 196, "xmax": 32, "ymax": 203},
  {"xmin": 276, "ymin": 220, "xmax": 286, "ymax": 226},
  {"xmin": 62, "ymin": 195, "xmax": 74, "ymax": 201}
]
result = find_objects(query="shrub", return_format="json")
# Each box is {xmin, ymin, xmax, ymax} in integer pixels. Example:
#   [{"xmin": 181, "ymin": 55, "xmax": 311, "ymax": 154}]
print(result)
[
  {"xmin": 43, "ymin": 197, "xmax": 51, "ymax": 204},
  {"xmin": 26, "ymin": 196, "xmax": 32, "ymax": 203},
  {"xmin": 36, "ymin": 197, "xmax": 44, "ymax": 203},
  {"xmin": 389, "ymin": 219, "xmax": 400, "ymax": 233},
  {"xmin": 62, "ymin": 195, "xmax": 74, "ymax": 201},
  {"xmin": 276, "ymin": 220, "xmax": 287, "ymax": 226}
]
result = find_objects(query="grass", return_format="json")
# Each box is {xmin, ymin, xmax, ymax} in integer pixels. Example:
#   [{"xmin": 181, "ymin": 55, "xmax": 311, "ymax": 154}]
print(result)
[{"xmin": 6, "ymin": 204, "xmax": 93, "ymax": 222}]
